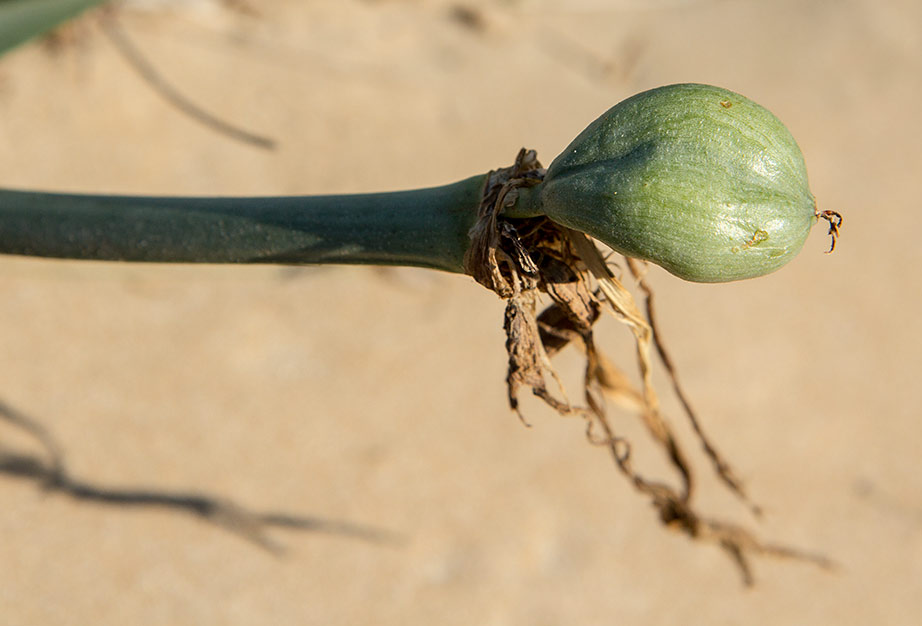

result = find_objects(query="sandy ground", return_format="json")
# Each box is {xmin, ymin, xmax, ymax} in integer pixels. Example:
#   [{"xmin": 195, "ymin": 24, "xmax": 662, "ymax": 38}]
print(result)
[{"xmin": 0, "ymin": 0, "xmax": 920, "ymax": 624}]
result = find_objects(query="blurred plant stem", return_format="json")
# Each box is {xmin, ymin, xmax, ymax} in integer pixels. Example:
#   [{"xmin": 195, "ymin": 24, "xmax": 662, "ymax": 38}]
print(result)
[{"xmin": 0, "ymin": 0, "xmax": 108, "ymax": 57}]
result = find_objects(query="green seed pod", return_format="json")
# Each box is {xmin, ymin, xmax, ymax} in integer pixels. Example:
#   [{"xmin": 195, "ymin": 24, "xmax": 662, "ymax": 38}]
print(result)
[{"xmin": 535, "ymin": 83, "xmax": 818, "ymax": 282}]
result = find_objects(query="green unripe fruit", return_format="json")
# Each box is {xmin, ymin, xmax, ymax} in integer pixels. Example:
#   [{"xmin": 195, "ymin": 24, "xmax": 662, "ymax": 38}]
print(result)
[{"xmin": 532, "ymin": 83, "xmax": 818, "ymax": 283}]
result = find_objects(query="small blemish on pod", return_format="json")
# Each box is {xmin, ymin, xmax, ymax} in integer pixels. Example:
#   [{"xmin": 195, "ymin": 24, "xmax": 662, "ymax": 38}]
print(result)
[{"xmin": 739, "ymin": 229, "xmax": 769, "ymax": 251}]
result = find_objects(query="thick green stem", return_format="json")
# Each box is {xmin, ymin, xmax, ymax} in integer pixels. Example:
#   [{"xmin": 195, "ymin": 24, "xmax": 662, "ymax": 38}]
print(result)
[
  {"xmin": 0, "ymin": 175, "xmax": 487, "ymax": 274},
  {"xmin": 502, "ymin": 184, "xmax": 545, "ymax": 219}
]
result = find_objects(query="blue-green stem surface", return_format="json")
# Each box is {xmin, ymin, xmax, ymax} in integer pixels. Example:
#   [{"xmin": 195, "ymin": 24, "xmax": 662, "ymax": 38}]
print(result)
[
  {"xmin": 503, "ymin": 186, "xmax": 544, "ymax": 219},
  {"xmin": 0, "ymin": 175, "xmax": 487, "ymax": 273}
]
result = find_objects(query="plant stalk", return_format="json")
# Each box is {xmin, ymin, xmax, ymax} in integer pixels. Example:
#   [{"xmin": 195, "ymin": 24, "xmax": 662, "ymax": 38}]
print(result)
[{"xmin": 0, "ymin": 175, "xmax": 490, "ymax": 273}]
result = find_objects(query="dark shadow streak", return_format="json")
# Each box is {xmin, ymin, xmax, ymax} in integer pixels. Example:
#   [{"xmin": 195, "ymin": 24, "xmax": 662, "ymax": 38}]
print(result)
[
  {"xmin": 97, "ymin": 9, "xmax": 277, "ymax": 151},
  {"xmin": 0, "ymin": 400, "xmax": 402, "ymax": 553}
]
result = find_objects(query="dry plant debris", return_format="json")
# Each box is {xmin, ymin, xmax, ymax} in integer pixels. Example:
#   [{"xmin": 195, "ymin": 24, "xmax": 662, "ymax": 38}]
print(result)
[{"xmin": 465, "ymin": 149, "xmax": 834, "ymax": 585}]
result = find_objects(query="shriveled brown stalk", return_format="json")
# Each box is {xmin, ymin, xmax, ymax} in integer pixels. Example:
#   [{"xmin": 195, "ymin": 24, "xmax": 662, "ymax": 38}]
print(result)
[{"xmin": 625, "ymin": 256, "xmax": 760, "ymax": 515}]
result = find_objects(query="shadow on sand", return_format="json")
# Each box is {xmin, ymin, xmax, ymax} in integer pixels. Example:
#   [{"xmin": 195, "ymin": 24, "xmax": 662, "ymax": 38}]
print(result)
[{"xmin": 0, "ymin": 399, "xmax": 401, "ymax": 553}]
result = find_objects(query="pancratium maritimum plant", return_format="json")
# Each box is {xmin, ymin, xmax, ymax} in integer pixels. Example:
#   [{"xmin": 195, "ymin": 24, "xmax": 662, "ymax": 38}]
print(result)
[{"xmin": 0, "ymin": 83, "xmax": 840, "ymax": 584}]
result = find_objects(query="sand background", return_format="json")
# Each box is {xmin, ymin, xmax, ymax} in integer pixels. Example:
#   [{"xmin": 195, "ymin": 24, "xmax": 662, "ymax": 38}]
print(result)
[{"xmin": 0, "ymin": 0, "xmax": 920, "ymax": 624}]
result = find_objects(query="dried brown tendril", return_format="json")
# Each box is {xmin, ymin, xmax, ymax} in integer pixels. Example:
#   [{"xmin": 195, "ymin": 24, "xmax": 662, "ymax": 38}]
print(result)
[
  {"xmin": 465, "ymin": 149, "xmax": 833, "ymax": 585},
  {"xmin": 816, "ymin": 208, "xmax": 843, "ymax": 253}
]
